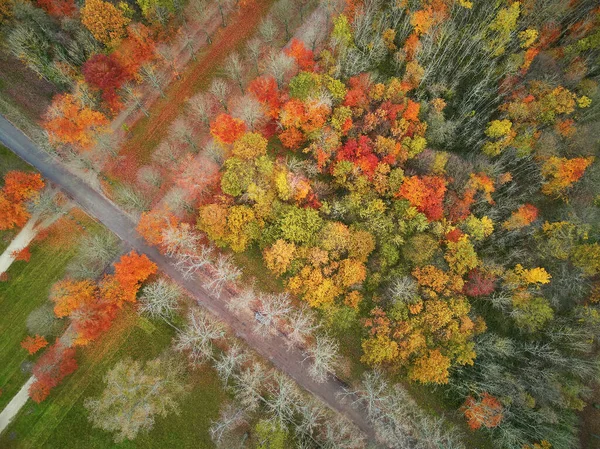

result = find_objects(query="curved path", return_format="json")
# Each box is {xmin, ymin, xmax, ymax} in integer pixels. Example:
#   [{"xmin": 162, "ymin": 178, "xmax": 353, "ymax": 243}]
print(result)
[{"xmin": 0, "ymin": 114, "xmax": 380, "ymax": 444}]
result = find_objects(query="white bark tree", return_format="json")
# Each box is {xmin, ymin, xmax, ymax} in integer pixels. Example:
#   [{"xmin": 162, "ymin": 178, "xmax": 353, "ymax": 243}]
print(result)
[
  {"xmin": 138, "ymin": 278, "xmax": 182, "ymax": 320},
  {"xmin": 203, "ymin": 254, "xmax": 242, "ymax": 297},
  {"xmin": 174, "ymin": 245, "xmax": 214, "ymax": 279},
  {"xmin": 305, "ymin": 333, "xmax": 339, "ymax": 383},
  {"xmin": 175, "ymin": 309, "xmax": 226, "ymax": 365}
]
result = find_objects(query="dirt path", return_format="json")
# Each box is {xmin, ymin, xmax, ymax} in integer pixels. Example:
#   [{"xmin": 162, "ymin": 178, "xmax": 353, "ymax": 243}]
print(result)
[
  {"xmin": 117, "ymin": 0, "xmax": 276, "ymax": 165},
  {"xmin": 0, "ymin": 114, "xmax": 381, "ymax": 445}
]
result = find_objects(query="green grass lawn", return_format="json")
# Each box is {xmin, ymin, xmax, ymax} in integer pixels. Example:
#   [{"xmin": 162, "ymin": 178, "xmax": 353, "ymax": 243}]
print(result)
[
  {"xmin": 0, "ymin": 309, "xmax": 225, "ymax": 449},
  {"xmin": 0, "ymin": 235, "xmax": 80, "ymax": 410}
]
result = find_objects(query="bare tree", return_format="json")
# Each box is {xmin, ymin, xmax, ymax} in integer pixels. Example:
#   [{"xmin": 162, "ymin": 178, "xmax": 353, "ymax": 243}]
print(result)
[
  {"xmin": 123, "ymin": 85, "xmax": 149, "ymax": 116},
  {"xmin": 255, "ymin": 292, "xmax": 292, "ymax": 336},
  {"xmin": 161, "ymin": 223, "xmax": 200, "ymax": 257},
  {"xmin": 266, "ymin": 372, "xmax": 301, "ymax": 426},
  {"xmin": 187, "ymin": 93, "xmax": 212, "ymax": 128},
  {"xmin": 227, "ymin": 284, "xmax": 257, "ymax": 313},
  {"xmin": 321, "ymin": 414, "xmax": 366, "ymax": 449},
  {"xmin": 203, "ymin": 254, "xmax": 242, "ymax": 297},
  {"xmin": 162, "ymin": 186, "xmax": 191, "ymax": 214},
  {"xmin": 214, "ymin": 343, "xmax": 247, "ymax": 386},
  {"xmin": 153, "ymin": 139, "xmax": 181, "ymax": 166},
  {"xmin": 140, "ymin": 64, "xmax": 165, "ymax": 97},
  {"xmin": 157, "ymin": 44, "xmax": 180, "ymax": 79},
  {"xmin": 259, "ymin": 17, "xmax": 278, "ymax": 44},
  {"xmin": 114, "ymin": 183, "xmax": 150, "ymax": 216},
  {"xmin": 232, "ymin": 96, "xmax": 264, "ymax": 130},
  {"xmin": 174, "ymin": 245, "xmax": 214, "ymax": 279},
  {"xmin": 215, "ymin": 0, "xmax": 234, "ymax": 27},
  {"xmin": 209, "ymin": 403, "xmax": 248, "ymax": 445},
  {"xmin": 203, "ymin": 139, "xmax": 225, "ymax": 166},
  {"xmin": 137, "ymin": 165, "xmax": 162, "ymax": 189},
  {"xmin": 138, "ymin": 278, "xmax": 182, "ymax": 320},
  {"xmin": 273, "ymin": 0, "xmax": 292, "ymax": 41},
  {"xmin": 168, "ymin": 118, "xmax": 197, "ymax": 152},
  {"xmin": 305, "ymin": 334, "xmax": 340, "ymax": 383},
  {"xmin": 233, "ymin": 362, "xmax": 268, "ymax": 412},
  {"xmin": 286, "ymin": 306, "xmax": 319, "ymax": 349},
  {"xmin": 84, "ymin": 354, "xmax": 188, "ymax": 443},
  {"xmin": 246, "ymin": 38, "xmax": 262, "ymax": 75},
  {"xmin": 209, "ymin": 78, "xmax": 231, "ymax": 112},
  {"xmin": 175, "ymin": 309, "xmax": 226, "ymax": 365},
  {"xmin": 266, "ymin": 52, "xmax": 294, "ymax": 88},
  {"xmin": 225, "ymin": 52, "xmax": 244, "ymax": 92}
]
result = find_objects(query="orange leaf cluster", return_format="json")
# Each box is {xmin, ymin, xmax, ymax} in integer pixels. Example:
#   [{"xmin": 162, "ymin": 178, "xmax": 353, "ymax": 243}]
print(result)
[
  {"xmin": 397, "ymin": 175, "xmax": 447, "ymax": 221},
  {"xmin": 541, "ymin": 156, "xmax": 594, "ymax": 198},
  {"xmin": 285, "ymin": 39, "xmax": 315, "ymax": 71},
  {"xmin": 210, "ymin": 114, "xmax": 247, "ymax": 145},
  {"xmin": 462, "ymin": 392, "xmax": 504, "ymax": 430},
  {"xmin": 44, "ymin": 93, "xmax": 108, "ymax": 150},
  {"xmin": 0, "ymin": 171, "xmax": 44, "ymax": 231},
  {"xmin": 21, "ymin": 335, "xmax": 49, "ymax": 355},
  {"xmin": 503, "ymin": 204, "xmax": 539, "ymax": 230}
]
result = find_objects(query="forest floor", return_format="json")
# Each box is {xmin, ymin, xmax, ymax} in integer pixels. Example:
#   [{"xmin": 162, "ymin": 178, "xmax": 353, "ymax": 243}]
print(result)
[{"xmin": 0, "ymin": 308, "xmax": 226, "ymax": 449}]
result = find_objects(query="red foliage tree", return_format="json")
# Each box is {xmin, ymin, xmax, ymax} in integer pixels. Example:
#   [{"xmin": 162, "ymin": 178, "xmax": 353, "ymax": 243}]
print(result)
[
  {"xmin": 12, "ymin": 247, "xmax": 32, "ymax": 262},
  {"xmin": 36, "ymin": 0, "xmax": 76, "ymax": 16},
  {"xmin": 113, "ymin": 24, "xmax": 156, "ymax": 79},
  {"xmin": 397, "ymin": 175, "xmax": 447, "ymax": 221},
  {"xmin": 210, "ymin": 114, "xmax": 247, "ymax": 145},
  {"xmin": 29, "ymin": 343, "xmax": 78, "ymax": 403},
  {"xmin": 336, "ymin": 135, "xmax": 379, "ymax": 178},
  {"xmin": 71, "ymin": 299, "xmax": 119, "ymax": 346},
  {"xmin": 82, "ymin": 53, "xmax": 127, "ymax": 111},
  {"xmin": 463, "ymin": 269, "xmax": 497, "ymax": 297},
  {"xmin": 248, "ymin": 75, "xmax": 281, "ymax": 118}
]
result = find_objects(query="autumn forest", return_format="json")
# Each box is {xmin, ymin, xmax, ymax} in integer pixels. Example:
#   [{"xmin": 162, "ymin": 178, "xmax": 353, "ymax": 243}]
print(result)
[{"xmin": 0, "ymin": 0, "xmax": 599, "ymax": 448}]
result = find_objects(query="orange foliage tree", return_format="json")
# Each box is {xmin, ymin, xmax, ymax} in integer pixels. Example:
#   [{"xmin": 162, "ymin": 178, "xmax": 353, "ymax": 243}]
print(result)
[
  {"xmin": 503, "ymin": 204, "xmax": 539, "ymax": 230},
  {"xmin": 50, "ymin": 279, "xmax": 97, "ymax": 318},
  {"xmin": 0, "ymin": 171, "xmax": 44, "ymax": 231},
  {"xmin": 285, "ymin": 39, "xmax": 315, "ymax": 71},
  {"xmin": 81, "ymin": 0, "xmax": 130, "ymax": 46},
  {"xmin": 397, "ymin": 175, "xmax": 447, "ymax": 221},
  {"xmin": 44, "ymin": 93, "xmax": 109, "ymax": 150},
  {"xmin": 462, "ymin": 392, "xmax": 504, "ymax": 430},
  {"xmin": 21, "ymin": 335, "xmax": 49, "ymax": 355},
  {"xmin": 541, "ymin": 156, "xmax": 594, "ymax": 199},
  {"xmin": 210, "ymin": 114, "xmax": 247, "ymax": 145}
]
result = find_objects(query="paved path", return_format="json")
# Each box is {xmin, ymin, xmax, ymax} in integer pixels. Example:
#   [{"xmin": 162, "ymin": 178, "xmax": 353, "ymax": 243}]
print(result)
[
  {"xmin": 0, "ymin": 115, "xmax": 379, "ymax": 443},
  {"xmin": 0, "ymin": 376, "xmax": 35, "ymax": 434}
]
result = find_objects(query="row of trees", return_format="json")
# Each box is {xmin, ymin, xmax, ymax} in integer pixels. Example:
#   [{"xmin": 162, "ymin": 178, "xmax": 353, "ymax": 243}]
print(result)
[{"xmin": 26, "ymin": 250, "xmax": 156, "ymax": 402}]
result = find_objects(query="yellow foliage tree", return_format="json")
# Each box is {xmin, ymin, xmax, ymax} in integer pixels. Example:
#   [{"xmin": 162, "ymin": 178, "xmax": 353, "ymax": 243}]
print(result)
[{"xmin": 81, "ymin": 0, "xmax": 130, "ymax": 45}]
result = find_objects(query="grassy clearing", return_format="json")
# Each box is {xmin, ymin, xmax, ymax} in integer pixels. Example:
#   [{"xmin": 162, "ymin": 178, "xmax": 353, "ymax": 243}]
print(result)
[
  {"xmin": 0, "ymin": 308, "xmax": 225, "ymax": 449},
  {"xmin": 0, "ymin": 234, "xmax": 80, "ymax": 410},
  {"xmin": 0, "ymin": 211, "xmax": 109, "ymax": 410}
]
